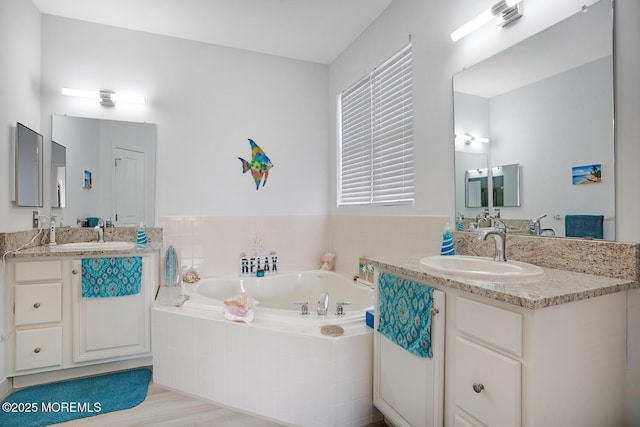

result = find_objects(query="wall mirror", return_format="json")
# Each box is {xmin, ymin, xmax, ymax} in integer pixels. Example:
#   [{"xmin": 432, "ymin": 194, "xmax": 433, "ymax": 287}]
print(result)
[
  {"xmin": 465, "ymin": 163, "xmax": 520, "ymax": 208},
  {"xmin": 15, "ymin": 122, "xmax": 43, "ymax": 207},
  {"xmin": 51, "ymin": 141, "xmax": 66, "ymax": 208},
  {"xmin": 453, "ymin": 0, "xmax": 614, "ymax": 239},
  {"xmin": 51, "ymin": 115, "xmax": 157, "ymax": 227}
]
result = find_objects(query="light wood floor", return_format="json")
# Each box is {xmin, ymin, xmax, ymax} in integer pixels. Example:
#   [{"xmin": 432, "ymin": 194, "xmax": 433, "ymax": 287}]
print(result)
[{"xmin": 56, "ymin": 383, "xmax": 286, "ymax": 426}]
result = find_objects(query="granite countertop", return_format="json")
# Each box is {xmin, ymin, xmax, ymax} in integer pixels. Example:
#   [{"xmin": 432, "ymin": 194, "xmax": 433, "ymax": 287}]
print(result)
[
  {"xmin": 6, "ymin": 241, "xmax": 162, "ymax": 258},
  {"xmin": 364, "ymin": 254, "xmax": 638, "ymax": 310}
]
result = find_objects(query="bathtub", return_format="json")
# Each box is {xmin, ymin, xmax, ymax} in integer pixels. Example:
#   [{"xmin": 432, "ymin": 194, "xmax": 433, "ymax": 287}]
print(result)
[
  {"xmin": 184, "ymin": 270, "xmax": 373, "ymax": 324},
  {"xmin": 152, "ymin": 270, "xmax": 380, "ymax": 426}
]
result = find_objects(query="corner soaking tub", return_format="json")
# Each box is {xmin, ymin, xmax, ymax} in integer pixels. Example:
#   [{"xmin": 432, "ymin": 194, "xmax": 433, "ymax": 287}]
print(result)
[
  {"xmin": 152, "ymin": 270, "xmax": 379, "ymax": 426},
  {"xmin": 184, "ymin": 269, "xmax": 373, "ymax": 324}
]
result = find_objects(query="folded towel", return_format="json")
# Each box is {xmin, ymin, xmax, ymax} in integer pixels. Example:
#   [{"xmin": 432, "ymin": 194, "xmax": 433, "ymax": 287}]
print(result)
[
  {"xmin": 82, "ymin": 257, "xmax": 142, "ymax": 298},
  {"xmin": 565, "ymin": 215, "xmax": 604, "ymax": 239},
  {"xmin": 377, "ymin": 273, "xmax": 434, "ymax": 358}
]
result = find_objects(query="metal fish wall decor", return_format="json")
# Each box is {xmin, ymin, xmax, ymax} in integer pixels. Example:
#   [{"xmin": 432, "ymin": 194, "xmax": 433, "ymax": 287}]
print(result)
[{"xmin": 238, "ymin": 138, "xmax": 274, "ymax": 190}]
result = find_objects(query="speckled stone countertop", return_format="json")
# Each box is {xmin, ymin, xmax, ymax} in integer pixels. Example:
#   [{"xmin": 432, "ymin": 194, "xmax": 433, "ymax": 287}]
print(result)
[
  {"xmin": 364, "ymin": 254, "xmax": 638, "ymax": 310},
  {"xmin": 5, "ymin": 241, "xmax": 162, "ymax": 258},
  {"xmin": 1, "ymin": 227, "xmax": 163, "ymax": 258}
]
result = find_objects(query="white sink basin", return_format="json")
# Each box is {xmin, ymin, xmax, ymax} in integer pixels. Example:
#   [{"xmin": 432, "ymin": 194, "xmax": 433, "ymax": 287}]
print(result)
[
  {"xmin": 50, "ymin": 241, "xmax": 136, "ymax": 252},
  {"xmin": 419, "ymin": 255, "xmax": 545, "ymax": 283}
]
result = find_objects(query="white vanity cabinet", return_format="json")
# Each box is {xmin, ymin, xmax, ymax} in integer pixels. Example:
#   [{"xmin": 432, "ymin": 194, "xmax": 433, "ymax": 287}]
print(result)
[
  {"xmin": 454, "ymin": 297, "xmax": 522, "ymax": 427},
  {"xmin": 451, "ymin": 292, "xmax": 627, "ymax": 427},
  {"xmin": 4, "ymin": 252, "xmax": 158, "ymax": 383},
  {"xmin": 9, "ymin": 261, "xmax": 63, "ymax": 373},
  {"xmin": 371, "ymin": 266, "xmax": 628, "ymax": 427}
]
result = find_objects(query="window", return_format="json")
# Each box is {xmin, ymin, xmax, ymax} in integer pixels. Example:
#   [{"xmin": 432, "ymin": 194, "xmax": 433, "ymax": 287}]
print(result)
[{"xmin": 338, "ymin": 43, "xmax": 414, "ymax": 206}]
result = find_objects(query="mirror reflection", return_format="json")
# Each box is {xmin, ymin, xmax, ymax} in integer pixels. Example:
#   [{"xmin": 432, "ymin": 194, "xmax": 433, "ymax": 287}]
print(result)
[
  {"xmin": 453, "ymin": 0, "xmax": 614, "ymax": 239},
  {"xmin": 51, "ymin": 115, "xmax": 157, "ymax": 227},
  {"xmin": 51, "ymin": 141, "xmax": 66, "ymax": 208},
  {"xmin": 15, "ymin": 122, "xmax": 43, "ymax": 207},
  {"xmin": 465, "ymin": 164, "xmax": 520, "ymax": 208}
]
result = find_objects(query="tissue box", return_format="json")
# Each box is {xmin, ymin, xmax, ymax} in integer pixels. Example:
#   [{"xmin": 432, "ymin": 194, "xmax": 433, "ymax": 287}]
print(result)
[{"xmin": 366, "ymin": 309, "xmax": 374, "ymax": 328}]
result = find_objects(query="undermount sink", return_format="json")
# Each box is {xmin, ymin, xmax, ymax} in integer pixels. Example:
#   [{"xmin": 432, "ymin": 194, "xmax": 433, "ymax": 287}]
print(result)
[
  {"xmin": 419, "ymin": 255, "xmax": 545, "ymax": 283},
  {"xmin": 50, "ymin": 241, "xmax": 136, "ymax": 252}
]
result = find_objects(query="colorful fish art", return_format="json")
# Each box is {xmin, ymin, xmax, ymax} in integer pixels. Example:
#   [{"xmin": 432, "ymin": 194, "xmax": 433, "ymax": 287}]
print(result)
[{"xmin": 238, "ymin": 138, "xmax": 274, "ymax": 190}]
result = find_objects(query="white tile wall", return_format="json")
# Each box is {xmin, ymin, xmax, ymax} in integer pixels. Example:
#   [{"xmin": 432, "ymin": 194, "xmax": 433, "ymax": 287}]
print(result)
[
  {"xmin": 330, "ymin": 215, "xmax": 450, "ymax": 275},
  {"xmin": 159, "ymin": 214, "xmax": 449, "ymax": 279},
  {"xmin": 159, "ymin": 215, "xmax": 331, "ymax": 279},
  {"xmin": 152, "ymin": 306, "xmax": 378, "ymax": 427}
]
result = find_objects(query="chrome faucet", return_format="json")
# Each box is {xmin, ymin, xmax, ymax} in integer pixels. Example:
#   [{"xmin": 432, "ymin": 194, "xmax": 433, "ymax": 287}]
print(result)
[
  {"xmin": 478, "ymin": 219, "xmax": 507, "ymax": 262},
  {"xmin": 95, "ymin": 218, "xmax": 105, "ymax": 243},
  {"xmin": 529, "ymin": 214, "xmax": 547, "ymax": 236},
  {"xmin": 317, "ymin": 292, "xmax": 329, "ymax": 315},
  {"xmin": 475, "ymin": 209, "xmax": 491, "ymax": 228}
]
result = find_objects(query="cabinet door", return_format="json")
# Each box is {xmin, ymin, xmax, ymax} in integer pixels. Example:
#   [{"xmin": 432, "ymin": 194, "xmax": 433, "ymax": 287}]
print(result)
[
  {"xmin": 373, "ymin": 285, "xmax": 445, "ymax": 427},
  {"xmin": 455, "ymin": 336, "xmax": 521, "ymax": 427},
  {"xmin": 15, "ymin": 327, "xmax": 63, "ymax": 371},
  {"xmin": 71, "ymin": 259, "xmax": 151, "ymax": 362},
  {"xmin": 15, "ymin": 283, "xmax": 62, "ymax": 326}
]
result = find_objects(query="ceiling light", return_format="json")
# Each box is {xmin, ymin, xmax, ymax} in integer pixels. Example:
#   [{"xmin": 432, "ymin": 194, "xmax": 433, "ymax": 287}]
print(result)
[
  {"xmin": 451, "ymin": 0, "xmax": 524, "ymax": 42},
  {"xmin": 61, "ymin": 87, "xmax": 146, "ymax": 106},
  {"xmin": 456, "ymin": 133, "xmax": 489, "ymax": 144}
]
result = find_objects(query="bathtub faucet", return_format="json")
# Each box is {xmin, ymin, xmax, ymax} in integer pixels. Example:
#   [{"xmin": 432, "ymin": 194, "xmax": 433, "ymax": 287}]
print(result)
[{"xmin": 317, "ymin": 293, "xmax": 329, "ymax": 315}]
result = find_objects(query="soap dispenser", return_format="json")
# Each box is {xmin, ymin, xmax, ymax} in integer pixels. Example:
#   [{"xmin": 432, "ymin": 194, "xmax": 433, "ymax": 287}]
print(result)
[
  {"xmin": 440, "ymin": 223, "xmax": 455, "ymax": 256},
  {"xmin": 49, "ymin": 217, "xmax": 57, "ymax": 246},
  {"xmin": 136, "ymin": 222, "xmax": 147, "ymax": 249}
]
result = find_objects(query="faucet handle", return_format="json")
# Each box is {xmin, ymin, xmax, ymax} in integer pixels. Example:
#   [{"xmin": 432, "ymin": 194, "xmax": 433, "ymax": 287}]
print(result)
[
  {"xmin": 493, "ymin": 219, "xmax": 507, "ymax": 233},
  {"xmin": 294, "ymin": 301, "xmax": 309, "ymax": 316},
  {"xmin": 335, "ymin": 301, "xmax": 351, "ymax": 316}
]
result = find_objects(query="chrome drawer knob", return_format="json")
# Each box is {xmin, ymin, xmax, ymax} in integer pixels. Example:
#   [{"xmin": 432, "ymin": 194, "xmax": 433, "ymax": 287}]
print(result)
[
  {"xmin": 72, "ymin": 269, "xmax": 79, "ymax": 275},
  {"xmin": 33, "ymin": 303, "xmax": 41, "ymax": 309},
  {"xmin": 473, "ymin": 383, "xmax": 485, "ymax": 393},
  {"xmin": 34, "ymin": 347, "xmax": 41, "ymax": 354}
]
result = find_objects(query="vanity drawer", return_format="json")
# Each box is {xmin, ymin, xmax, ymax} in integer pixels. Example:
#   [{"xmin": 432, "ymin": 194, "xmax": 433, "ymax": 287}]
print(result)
[
  {"xmin": 455, "ymin": 336, "xmax": 521, "ymax": 427},
  {"xmin": 15, "ymin": 283, "xmax": 62, "ymax": 326},
  {"xmin": 15, "ymin": 260, "xmax": 62, "ymax": 283},
  {"xmin": 456, "ymin": 296, "xmax": 522, "ymax": 356},
  {"xmin": 15, "ymin": 327, "xmax": 63, "ymax": 371}
]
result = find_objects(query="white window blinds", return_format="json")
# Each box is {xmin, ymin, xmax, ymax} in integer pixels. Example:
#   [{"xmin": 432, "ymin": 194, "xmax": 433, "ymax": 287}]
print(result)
[{"xmin": 338, "ymin": 43, "xmax": 414, "ymax": 206}]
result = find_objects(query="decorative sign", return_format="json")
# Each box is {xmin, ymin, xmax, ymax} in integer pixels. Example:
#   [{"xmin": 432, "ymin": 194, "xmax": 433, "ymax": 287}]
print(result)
[
  {"xmin": 238, "ymin": 138, "xmax": 273, "ymax": 190},
  {"xmin": 572, "ymin": 164, "xmax": 601, "ymax": 185}
]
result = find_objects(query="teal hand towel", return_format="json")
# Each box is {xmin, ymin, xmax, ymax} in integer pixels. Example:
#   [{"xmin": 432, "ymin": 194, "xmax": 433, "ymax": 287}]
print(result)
[
  {"xmin": 565, "ymin": 215, "xmax": 603, "ymax": 239},
  {"xmin": 82, "ymin": 257, "xmax": 142, "ymax": 298},
  {"xmin": 378, "ymin": 273, "xmax": 434, "ymax": 358}
]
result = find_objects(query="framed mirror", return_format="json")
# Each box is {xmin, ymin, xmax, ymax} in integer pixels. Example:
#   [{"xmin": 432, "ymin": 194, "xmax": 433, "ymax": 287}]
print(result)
[
  {"xmin": 453, "ymin": 0, "xmax": 614, "ymax": 239},
  {"xmin": 51, "ymin": 115, "xmax": 157, "ymax": 227},
  {"xmin": 15, "ymin": 122, "xmax": 43, "ymax": 207},
  {"xmin": 51, "ymin": 141, "xmax": 66, "ymax": 208}
]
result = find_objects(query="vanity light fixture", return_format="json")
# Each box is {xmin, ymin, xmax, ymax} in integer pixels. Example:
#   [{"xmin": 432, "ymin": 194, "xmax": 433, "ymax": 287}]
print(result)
[
  {"xmin": 456, "ymin": 133, "xmax": 490, "ymax": 144},
  {"xmin": 451, "ymin": 0, "xmax": 524, "ymax": 42},
  {"xmin": 61, "ymin": 87, "xmax": 146, "ymax": 107}
]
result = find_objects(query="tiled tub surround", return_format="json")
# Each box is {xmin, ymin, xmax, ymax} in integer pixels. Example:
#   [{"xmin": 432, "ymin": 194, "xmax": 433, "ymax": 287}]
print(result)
[
  {"xmin": 160, "ymin": 215, "xmax": 332, "ymax": 277},
  {"xmin": 153, "ymin": 286, "xmax": 377, "ymax": 427},
  {"xmin": 160, "ymin": 214, "xmax": 451, "ymax": 278}
]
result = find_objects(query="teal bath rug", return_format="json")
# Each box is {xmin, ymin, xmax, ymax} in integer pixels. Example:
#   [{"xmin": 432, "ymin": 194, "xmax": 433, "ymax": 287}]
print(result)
[{"xmin": 0, "ymin": 368, "xmax": 151, "ymax": 426}]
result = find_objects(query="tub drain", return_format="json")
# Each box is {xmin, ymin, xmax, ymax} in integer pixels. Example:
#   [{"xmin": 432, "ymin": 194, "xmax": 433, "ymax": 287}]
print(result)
[{"xmin": 320, "ymin": 325, "xmax": 344, "ymax": 337}]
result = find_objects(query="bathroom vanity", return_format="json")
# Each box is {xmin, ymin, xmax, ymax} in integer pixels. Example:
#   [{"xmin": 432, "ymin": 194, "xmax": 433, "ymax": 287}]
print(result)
[
  {"xmin": 368, "ymin": 249, "xmax": 636, "ymax": 427},
  {"xmin": 3, "ymin": 244, "xmax": 159, "ymax": 387}
]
